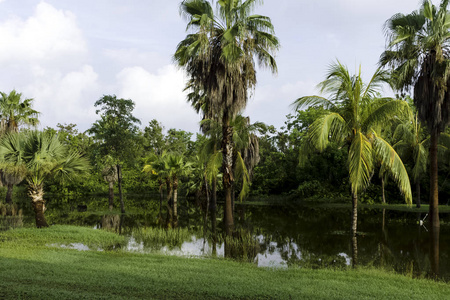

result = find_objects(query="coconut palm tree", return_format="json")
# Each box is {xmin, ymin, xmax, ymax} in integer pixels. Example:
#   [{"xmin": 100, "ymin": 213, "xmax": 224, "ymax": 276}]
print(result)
[
  {"xmin": 0, "ymin": 90, "xmax": 40, "ymax": 204},
  {"xmin": 0, "ymin": 131, "xmax": 90, "ymax": 227},
  {"xmin": 292, "ymin": 61, "xmax": 412, "ymax": 248},
  {"xmin": 174, "ymin": 0, "xmax": 279, "ymax": 234},
  {"xmin": 380, "ymin": 0, "xmax": 450, "ymax": 227}
]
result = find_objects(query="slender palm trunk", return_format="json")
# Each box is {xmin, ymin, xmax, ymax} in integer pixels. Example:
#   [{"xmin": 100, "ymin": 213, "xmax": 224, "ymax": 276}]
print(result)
[
  {"xmin": 117, "ymin": 164, "xmax": 125, "ymax": 214},
  {"xmin": 222, "ymin": 118, "xmax": 234, "ymax": 236},
  {"xmin": 166, "ymin": 177, "xmax": 173, "ymax": 228},
  {"xmin": 381, "ymin": 177, "xmax": 386, "ymax": 204},
  {"xmin": 351, "ymin": 192, "xmax": 358, "ymax": 268},
  {"xmin": 172, "ymin": 175, "xmax": 178, "ymax": 228},
  {"xmin": 108, "ymin": 181, "xmax": 114, "ymax": 211},
  {"xmin": 159, "ymin": 180, "xmax": 163, "ymax": 211},
  {"xmin": 429, "ymin": 129, "xmax": 439, "ymax": 228},
  {"xmin": 204, "ymin": 171, "xmax": 210, "ymax": 237},
  {"xmin": 29, "ymin": 184, "xmax": 48, "ymax": 228},
  {"xmin": 5, "ymin": 183, "xmax": 13, "ymax": 205},
  {"xmin": 211, "ymin": 176, "xmax": 217, "ymax": 212},
  {"xmin": 415, "ymin": 179, "xmax": 421, "ymax": 208}
]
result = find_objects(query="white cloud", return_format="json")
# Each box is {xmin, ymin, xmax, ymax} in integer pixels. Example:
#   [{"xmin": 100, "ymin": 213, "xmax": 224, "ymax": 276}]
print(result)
[
  {"xmin": 25, "ymin": 65, "xmax": 99, "ymax": 130},
  {"xmin": 0, "ymin": 2, "xmax": 87, "ymax": 67},
  {"xmin": 116, "ymin": 65, "xmax": 201, "ymax": 133}
]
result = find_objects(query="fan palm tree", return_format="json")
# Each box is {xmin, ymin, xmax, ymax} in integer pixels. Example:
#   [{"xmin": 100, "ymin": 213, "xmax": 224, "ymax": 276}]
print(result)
[
  {"xmin": 0, "ymin": 90, "xmax": 40, "ymax": 204},
  {"xmin": 0, "ymin": 90, "xmax": 39, "ymax": 133},
  {"xmin": 0, "ymin": 131, "xmax": 90, "ymax": 227},
  {"xmin": 292, "ymin": 61, "xmax": 412, "ymax": 243},
  {"xmin": 174, "ymin": 0, "xmax": 279, "ymax": 234},
  {"xmin": 380, "ymin": 0, "xmax": 450, "ymax": 227}
]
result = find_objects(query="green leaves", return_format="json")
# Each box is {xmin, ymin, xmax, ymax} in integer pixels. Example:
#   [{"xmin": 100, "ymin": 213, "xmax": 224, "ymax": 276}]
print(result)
[
  {"xmin": 372, "ymin": 133, "xmax": 412, "ymax": 204},
  {"xmin": 0, "ymin": 131, "xmax": 90, "ymax": 187},
  {"xmin": 348, "ymin": 131, "xmax": 373, "ymax": 195}
]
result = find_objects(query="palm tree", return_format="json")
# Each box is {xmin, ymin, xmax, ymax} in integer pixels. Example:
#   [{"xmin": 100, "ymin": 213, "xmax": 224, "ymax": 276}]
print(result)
[
  {"xmin": 292, "ymin": 61, "xmax": 412, "ymax": 248},
  {"xmin": 380, "ymin": 0, "xmax": 450, "ymax": 227},
  {"xmin": 102, "ymin": 164, "xmax": 118, "ymax": 211},
  {"xmin": 0, "ymin": 131, "xmax": 90, "ymax": 227},
  {"xmin": 165, "ymin": 153, "xmax": 192, "ymax": 225},
  {"xmin": 174, "ymin": 0, "xmax": 279, "ymax": 234},
  {"xmin": 0, "ymin": 90, "xmax": 40, "ymax": 204},
  {"xmin": 143, "ymin": 151, "xmax": 168, "ymax": 214},
  {"xmin": 0, "ymin": 90, "xmax": 39, "ymax": 133},
  {"xmin": 393, "ymin": 112, "xmax": 429, "ymax": 208}
]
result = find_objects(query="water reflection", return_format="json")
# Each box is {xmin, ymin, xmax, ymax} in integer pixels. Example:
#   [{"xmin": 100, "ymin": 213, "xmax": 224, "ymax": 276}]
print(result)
[{"xmin": 3, "ymin": 195, "xmax": 450, "ymax": 281}]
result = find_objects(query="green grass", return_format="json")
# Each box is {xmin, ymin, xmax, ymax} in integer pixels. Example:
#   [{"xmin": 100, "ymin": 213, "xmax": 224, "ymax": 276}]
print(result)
[{"xmin": 0, "ymin": 226, "xmax": 449, "ymax": 299}]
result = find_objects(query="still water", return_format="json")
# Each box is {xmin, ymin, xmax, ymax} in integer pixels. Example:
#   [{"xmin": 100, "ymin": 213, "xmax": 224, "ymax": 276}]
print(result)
[{"xmin": 1, "ymin": 195, "xmax": 449, "ymax": 281}]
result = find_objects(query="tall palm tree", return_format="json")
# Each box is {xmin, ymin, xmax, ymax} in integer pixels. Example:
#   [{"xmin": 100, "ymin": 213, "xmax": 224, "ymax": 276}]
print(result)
[
  {"xmin": 174, "ymin": 0, "xmax": 279, "ymax": 234},
  {"xmin": 380, "ymin": 0, "xmax": 450, "ymax": 227},
  {"xmin": 0, "ymin": 131, "xmax": 90, "ymax": 227},
  {"xmin": 0, "ymin": 90, "xmax": 40, "ymax": 204},
  {"xmin": 292, "ymin": 61, "xmax": 412, "ymax": 247}
]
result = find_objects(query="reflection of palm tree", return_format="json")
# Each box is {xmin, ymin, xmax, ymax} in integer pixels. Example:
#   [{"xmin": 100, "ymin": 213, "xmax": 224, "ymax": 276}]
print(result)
[
  {"xmin": 175, "ymin": 0, "xmax": 279, "ymax": 234},
  {"xmin": 293, "ymin": 61, "xmax": 412, "ymax": 250},
  {"xmin": 0, "ymin": 131, "xmax": 89, "ymax": 227},
  {"xmin": 381, "ymin": 0, "xmax": 450, "ymax": 227}
]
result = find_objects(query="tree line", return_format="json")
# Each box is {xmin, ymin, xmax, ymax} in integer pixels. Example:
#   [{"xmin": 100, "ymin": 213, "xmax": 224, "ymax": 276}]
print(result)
[{"xmin": 0, "ymin": 0, "xmax": 450, "ymax": 235}]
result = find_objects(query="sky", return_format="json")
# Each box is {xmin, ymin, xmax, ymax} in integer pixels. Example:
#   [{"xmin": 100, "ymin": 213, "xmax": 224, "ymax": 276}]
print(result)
[{"xmin": 0, "ymin": 0, "xmax": 430, "ymax": 134}]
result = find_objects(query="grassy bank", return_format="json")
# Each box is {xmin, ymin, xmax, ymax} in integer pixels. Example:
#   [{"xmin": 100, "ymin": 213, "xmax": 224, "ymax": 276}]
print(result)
[{"xmin": 0, "ymin": 226, "xmax": 449, "ymax": 299}]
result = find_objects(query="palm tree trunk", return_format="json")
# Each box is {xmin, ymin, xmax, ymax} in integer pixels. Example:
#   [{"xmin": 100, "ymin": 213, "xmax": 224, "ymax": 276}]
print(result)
[
  {"xmin": 166, "ymin": 177, "xmax": 173, "ymax": 228},
  {"xmin": 222, "ymin": 119, "xmax": 234, "ymax": 236},
  {"xmin": 429, "ymin": 129, "xmax": 439, "ymax": 228},
  {"xmin": 108, "ymin": 181, "xmax": 114, "ymax": 211},
  {"xmin": 351, "ymin": 192, "xmax": 358, "ymax": 268},
  {"xmin": 416, "ymin": 179, "xmax": 421, "ymax": 208},
  {"xmin": 5, "ymin": 183, "xmax": 13, "ymax": 205},
  {"xmin": 204, "ymin": 171, "xmax": 210, "ymax": 237},
  {"xmin": 211, "ymin": 176, "xmax": 217, "ymax": 213},
  {"xmin": 29, "ymin": 184, "xmax": 48, "ymax": 228},
  {"xmin": 381, "ymin": 177, "xmax": 386, "ymax": 204},
  {"xmin": 173, "ymin": 175, "xmax": 178, "ymax": 228},
  {"xmin": 117, "ymin": 164, "xmax": 125, "ymax": 214}
]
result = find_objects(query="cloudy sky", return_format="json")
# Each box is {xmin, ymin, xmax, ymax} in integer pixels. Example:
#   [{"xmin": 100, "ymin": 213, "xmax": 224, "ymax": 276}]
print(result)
[{"xmin": 0, "ymin": 0, "xmax": 428, "ymax": 134}]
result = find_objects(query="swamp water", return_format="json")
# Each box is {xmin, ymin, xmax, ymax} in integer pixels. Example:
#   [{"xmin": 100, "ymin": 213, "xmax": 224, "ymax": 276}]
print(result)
[{"xmin": 1, "ymin": 196, "xmax": 449, "ymax": 281}]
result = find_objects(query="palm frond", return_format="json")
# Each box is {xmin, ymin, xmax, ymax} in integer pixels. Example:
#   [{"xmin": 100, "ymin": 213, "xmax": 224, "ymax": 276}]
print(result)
[
  {"xmin": 348, "ymin": 131, "xmax": 374, "ymax": 195},
  {"xmin": 372, "ymin": 133, "xmax": 412, "ymax": 204}
]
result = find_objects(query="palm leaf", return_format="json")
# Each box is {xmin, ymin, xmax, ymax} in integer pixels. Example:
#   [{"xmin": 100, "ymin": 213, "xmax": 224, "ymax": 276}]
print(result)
[{"xmin": 372, "ymin": 133, "xmax": 412, "ymax": 204}]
